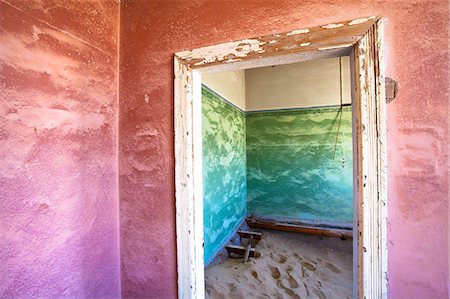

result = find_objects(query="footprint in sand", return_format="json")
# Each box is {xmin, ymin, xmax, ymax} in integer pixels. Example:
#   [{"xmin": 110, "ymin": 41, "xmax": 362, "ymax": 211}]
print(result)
[
  {"xmin": 301, "ymin": 261, "xmax": 316, "ymax": 271},
  {"xmin": 293, "ymin": 252, "xmax": 303, "ymax": 261},
  {"xmin": 287, "ymin": 273, "xmax": 299, "ymax": 288},
  {"xmin": 285, "ymin": 266, "xmax": 299, "ymax": 288},
  {"xmin": 251, "ymin": 270, "xmax": 262, "ymax": 283},
  {"xmin": 269, "ymin": 266, "xmax": 281, "ymax": 279},
  {"xmin": 251, "ymin": 270, "xmax": 258, "ymax": 279},
  {"xmin": 278, "ymin": 254, "xmax": 288, "ymax": 264},
  {"xmin": 301, "ymin": 261, "xmax": 316, "ymax": 277},
  {"xmin": 324, "ymin": 262, "xmax": 341, "ymax": 274},
  {"xmin": 276, "ymin": 280, "xmax": 301, "ymax": 299},
  {"xmin": 271, "ymin": 253, "xmax": 288, "ymax": 264}
]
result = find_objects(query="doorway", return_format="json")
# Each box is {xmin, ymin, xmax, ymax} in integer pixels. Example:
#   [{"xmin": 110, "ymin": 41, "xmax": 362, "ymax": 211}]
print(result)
[
  {"xmin": 202, "ymin": 56, "xmax": 354, "ymax": 298},
  {"xmin": 174, "ymin": 17, "xmax": 387, "ymax": 299}
]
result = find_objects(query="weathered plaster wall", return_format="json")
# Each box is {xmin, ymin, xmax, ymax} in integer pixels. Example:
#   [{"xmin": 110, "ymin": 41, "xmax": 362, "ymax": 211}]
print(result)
[
  {"xmin": 202, "ymin": 86, "xmax": 246, "ymax": 265},
  {"xmin": 246, "ymin": 57, "xmax": 351, "ymax": 111},
  {"xmin": 0, "ymin": 0, "xmax": 120, "ymax": 298},
  {"xmin": 246, "ymin": 107, "xmax": 353, "ymax": 223},
  {"xmin": 119, "ymin": 1, "xmax": 448, "ymax": 298}
]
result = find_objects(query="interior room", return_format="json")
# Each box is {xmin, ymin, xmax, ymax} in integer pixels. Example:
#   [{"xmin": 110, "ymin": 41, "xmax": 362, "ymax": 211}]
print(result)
[
  {"xmin": 1, "ymin": 1, "xmax": 448, "ymax": 299},
  {"xmin": 201, "ymin": 57, "xmax": 354, "ymax": 298}
]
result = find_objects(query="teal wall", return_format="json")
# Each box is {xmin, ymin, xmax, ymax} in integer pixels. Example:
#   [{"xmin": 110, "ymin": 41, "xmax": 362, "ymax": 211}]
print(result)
[
  {"xmin": 202, "ymin": 87, "xmax": 247, "ymax": 265},
  {"xmin": 202, "ymin": 85, "xmax": 353, "ymax": 264},
  {"xmin": 246, "ymin": 107, "xmax": 353, "ymax": 223}
]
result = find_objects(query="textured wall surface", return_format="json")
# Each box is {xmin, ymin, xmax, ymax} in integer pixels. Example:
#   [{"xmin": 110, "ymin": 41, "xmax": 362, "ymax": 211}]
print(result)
[
  {"xmin": 202, "ymin": 87, "xmax": 246, "ymax": 265},
  {"xmin": 2, "ymin": 1, "xmax": 447, "ymax": 298},
  {"xmin": 119, "ymin": 1, "xmax": 448, "ymax": 298},
  {"xmin": 0, "ymin": 0, "xmax": 120, "ymax": 298},
  {"xmin": 246, "ymin": 107, "xmax": 353, "ymax": 223}
]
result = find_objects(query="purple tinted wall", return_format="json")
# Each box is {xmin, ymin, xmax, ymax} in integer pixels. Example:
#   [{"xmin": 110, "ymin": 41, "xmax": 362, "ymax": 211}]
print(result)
[
  {"xmin": 1, "ymin": 1, "xmax": 448, "ymax": 298},
  {"xmin": 0, "ymin": 1, "xmax": 120, "ymax": 297}
]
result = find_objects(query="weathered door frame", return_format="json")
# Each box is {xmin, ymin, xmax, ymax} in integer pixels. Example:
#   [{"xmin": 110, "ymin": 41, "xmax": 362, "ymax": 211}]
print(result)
[{"xmin": 174, "ymin": 17, "xmax": 387, "ymax": 299}]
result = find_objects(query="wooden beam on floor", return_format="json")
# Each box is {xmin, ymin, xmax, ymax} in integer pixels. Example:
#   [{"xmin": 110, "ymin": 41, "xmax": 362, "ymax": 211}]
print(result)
[
  {"xmin": 237, "ymin": 230, "xmax": 262, "ymax": 240},
  {"xmin": 247, "ymin": 218, "xmax": 353, "ymax": 239},
  {"xmin": 225, "ymin": 245, "xmax": 261, "ymax": 258}
]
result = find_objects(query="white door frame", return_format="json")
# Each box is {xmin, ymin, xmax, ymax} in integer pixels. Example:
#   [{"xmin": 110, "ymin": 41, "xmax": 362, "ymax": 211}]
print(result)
[{"xmin": 174, "ymin": 17, "xmax": 387, "ymax": 299}]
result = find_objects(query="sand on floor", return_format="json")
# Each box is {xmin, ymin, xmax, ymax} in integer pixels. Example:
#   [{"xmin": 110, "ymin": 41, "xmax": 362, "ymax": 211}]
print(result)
[{"xmin": 205, "ymin": 229, "xmax": 353, "ymax": 299}]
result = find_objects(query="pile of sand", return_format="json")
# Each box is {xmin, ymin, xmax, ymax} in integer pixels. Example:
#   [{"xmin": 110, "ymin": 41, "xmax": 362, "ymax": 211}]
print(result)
[{"xmin": 205, "ymin": 229, "xmax": 352, "ymax": 299}]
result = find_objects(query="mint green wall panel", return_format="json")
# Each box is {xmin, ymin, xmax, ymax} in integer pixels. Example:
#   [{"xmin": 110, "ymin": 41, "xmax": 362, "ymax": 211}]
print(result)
[
  {"xmin": 202, "ymin": 87, "xmax": 247, "ymax": 265},
  {"xmin": 246, "ymin": 107, "xmax": 353, "ymax": 223}
]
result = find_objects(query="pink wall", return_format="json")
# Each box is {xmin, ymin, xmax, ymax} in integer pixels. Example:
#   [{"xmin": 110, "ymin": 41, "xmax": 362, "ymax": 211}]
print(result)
[
  {"xmin": 119, "ymin": 1, "xmax": 448, "ymax": 298},
  {"xmin": 0, "ymin": 1, "xmax": 120, "ymax": 298},
  {"xmin": 1, "ymin": 1, "xmax": 448, "ymax": 298}
]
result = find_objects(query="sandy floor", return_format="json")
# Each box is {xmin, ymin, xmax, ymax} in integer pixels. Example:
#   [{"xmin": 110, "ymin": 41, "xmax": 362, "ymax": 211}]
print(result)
[{"xmin": 205, "ymin": 229, "xmax": 353, "ymax": 299}]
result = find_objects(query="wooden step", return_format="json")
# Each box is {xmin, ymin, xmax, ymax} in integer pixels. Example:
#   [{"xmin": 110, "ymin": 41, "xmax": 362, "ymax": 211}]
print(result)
[
  {"xmin": 225, "ymin": 245, "xmax": 261, "ymax": 258},
  {"xmin": 237, "ymin": 230, "xmax": 262, "ymax": 240}
]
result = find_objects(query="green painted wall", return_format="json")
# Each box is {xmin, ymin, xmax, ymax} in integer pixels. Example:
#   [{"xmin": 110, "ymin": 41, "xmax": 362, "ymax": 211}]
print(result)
[
  {"xmin": 202, "ymin": 87, "xmax": 247, "ymax": 265},
  {"xmin": 246, "ymin": 107, "xmax": 353, "ymax": 223},
  {"xmin": 202, "ymin": 86, "xmax": 353, "ymax": 263}
]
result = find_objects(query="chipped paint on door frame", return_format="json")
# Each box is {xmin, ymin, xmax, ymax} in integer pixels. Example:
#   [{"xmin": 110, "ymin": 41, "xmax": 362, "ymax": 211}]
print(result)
[{"xmin": 174, "ymin": 17, "xmax": 387, "ymax": 299}]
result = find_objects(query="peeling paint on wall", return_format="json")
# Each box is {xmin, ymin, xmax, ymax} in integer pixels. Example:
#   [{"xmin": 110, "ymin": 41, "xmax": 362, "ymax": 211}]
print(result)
[
  {"xmin": 178, "ymin": 39, "xmax": 266, "ymax": 66},
  {"xmin": 348, "ymin": 16, "xmax": 377, "ymax": 26},
  {"xmin": 322, "ymin": 23, "xmax": 344, "ymax": 29},
  {"xmin": 286, "ymin": 29, "xmax": 310, "ymax": 36},
  {"xmin": 175, "ymin": 17, "xmax": 378, "ymax": 69}
]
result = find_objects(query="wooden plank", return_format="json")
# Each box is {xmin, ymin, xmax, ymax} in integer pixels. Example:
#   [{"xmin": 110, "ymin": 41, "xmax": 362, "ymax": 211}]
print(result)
[
  {"xmin": 242, "ymin": 236, "xmax": 254, "ymax": 263},
  {"xmin": 237, "ymin": 230, "xmax": 262, "ymax": 240},
  {"xmin": 354, "ymin": 19, "xmax": 387, "ymax": 299},
  {"xmin": 225, "ymin": 245, "xmax": 261, "ymax": 258},
  {"xmin": 174, "ymin": 57, "xmax": 204, "ymax": 299},
  {"xmin": 247, "ymin": 218, "xmax": 353, "ymax": 239},
  {"xmin": 376, "ymin": 19, "xmax": 388, "ymax": 299}
]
